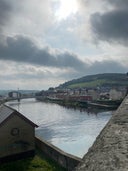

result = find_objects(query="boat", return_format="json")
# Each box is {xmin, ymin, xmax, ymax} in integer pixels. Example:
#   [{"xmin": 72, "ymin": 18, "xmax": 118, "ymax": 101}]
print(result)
[
  {"xmin": 95, "ymin": 99, "xmax": 123, "ymax": 106},
  {"xmin": 87, "ymin": 102, "xmax": 119, "ymax": 110}
]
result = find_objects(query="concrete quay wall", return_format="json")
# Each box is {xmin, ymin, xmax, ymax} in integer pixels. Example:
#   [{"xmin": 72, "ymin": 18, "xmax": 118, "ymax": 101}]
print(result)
[
  {"xmin": 35, "ymin": 136, "xmax": 82, "ymax": 171},
  {"xmin": 75, "ymin": 96, "xmax": 128, "ymax": 171}
]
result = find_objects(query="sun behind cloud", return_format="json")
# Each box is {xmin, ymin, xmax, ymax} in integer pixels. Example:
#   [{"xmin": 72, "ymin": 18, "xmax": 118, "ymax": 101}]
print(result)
[{"xmin": 55, "ymin": 0, "xmax": 78, "ymax": 20}]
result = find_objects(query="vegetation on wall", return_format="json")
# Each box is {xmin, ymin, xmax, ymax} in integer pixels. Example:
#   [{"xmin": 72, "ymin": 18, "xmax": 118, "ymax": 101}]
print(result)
[{"xmin": 0, "ymin": 150, "xmax": 66, "ymax": 171}]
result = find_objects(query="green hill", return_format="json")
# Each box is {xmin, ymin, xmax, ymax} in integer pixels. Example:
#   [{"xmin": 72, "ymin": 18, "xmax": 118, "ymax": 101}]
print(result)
[{"xmin": 58, "ymin": 73, "xmax": 128, "ymax": 89}]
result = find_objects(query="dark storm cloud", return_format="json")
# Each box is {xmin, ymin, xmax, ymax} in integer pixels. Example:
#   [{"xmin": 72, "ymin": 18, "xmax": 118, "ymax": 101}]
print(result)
[
  {"xmin": 0, "ymin": 35, "xmax": 86, "ymax": 70},
  {"xmin": 106, "ymin": 0, "xmax": 128, "ymax": 9},
  {"xmin": 0, "ymin": 0, "xmax": 11, "ymax": 31},
  {"xmin": 91, "ymin": 10, "xmax": 128, "ymax": 44},
  {"xmin": 90, "ymin": 0, "xmax": 128, "ymax": 44}
]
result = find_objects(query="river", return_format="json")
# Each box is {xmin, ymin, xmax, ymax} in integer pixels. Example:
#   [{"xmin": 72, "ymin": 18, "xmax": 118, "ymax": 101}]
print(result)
[{"xmin": 6, "ymin": 98, "xmax": 112, "ymax": 158}]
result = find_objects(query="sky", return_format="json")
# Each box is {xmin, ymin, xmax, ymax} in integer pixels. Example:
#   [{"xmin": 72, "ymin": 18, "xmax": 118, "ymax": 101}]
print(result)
[{"xmin": 0, "ymin": 0, "xmax": 128, "ymax": 90}]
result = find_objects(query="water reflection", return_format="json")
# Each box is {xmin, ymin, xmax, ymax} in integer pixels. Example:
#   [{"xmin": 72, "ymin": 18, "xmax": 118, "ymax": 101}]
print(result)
[{"xmin": 6, "ymin": 98, "xmax": 112, "ymax": 158}]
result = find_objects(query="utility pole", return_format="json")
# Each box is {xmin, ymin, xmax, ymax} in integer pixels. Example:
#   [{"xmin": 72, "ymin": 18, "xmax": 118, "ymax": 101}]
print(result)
[{"xmin": 17, "ymin": 88, "xmax": 20, "ymax": 102}]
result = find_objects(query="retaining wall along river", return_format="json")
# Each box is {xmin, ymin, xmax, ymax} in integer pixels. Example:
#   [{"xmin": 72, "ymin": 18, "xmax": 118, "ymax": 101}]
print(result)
[{"xmin": 35, "ymin": 136, "xmax": 82, "ymax": 171}]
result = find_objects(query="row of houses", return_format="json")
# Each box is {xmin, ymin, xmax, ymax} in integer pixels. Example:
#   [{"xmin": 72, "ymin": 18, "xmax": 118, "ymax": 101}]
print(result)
[{"xmin": 37, "ymin": 87, "xmax": 127, "ymax": 101}]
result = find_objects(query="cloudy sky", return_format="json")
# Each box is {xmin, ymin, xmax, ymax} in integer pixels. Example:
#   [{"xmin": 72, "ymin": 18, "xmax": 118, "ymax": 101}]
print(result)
[{"xmin": 0, "ymin": 0, "xmax": 128, "ymax": 90}]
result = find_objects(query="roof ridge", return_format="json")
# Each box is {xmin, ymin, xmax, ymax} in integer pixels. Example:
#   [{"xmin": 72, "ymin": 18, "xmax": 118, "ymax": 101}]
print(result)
[{"xmin": 0, "ymin": 105, "xmax": 38, "ymax": 128}]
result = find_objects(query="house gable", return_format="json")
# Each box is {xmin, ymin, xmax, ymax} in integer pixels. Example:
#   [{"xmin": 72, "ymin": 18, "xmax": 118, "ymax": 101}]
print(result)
[
  {"xmin": 0, "ymin": 104, "xmax": 38, "ymax": 161},
  {"xmin": 0, "ymin": 105, "xmax": 38, "ymax": 128}
]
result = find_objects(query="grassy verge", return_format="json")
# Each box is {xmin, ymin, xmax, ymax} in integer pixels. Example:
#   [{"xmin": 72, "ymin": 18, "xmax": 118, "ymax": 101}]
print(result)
[{"xmin": 0, "ymin": 150, "xmax": 66, "ymax": 171}]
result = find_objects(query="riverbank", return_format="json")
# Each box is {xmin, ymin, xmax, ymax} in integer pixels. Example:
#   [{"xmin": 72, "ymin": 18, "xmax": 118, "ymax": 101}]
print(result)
[
  {"xmin": 36, "ymin": 96, "xmax": 121, "ymax": 110},
  {"xmin": 36, "ymin": 96, "xmax": 89, "ymax": 110}
]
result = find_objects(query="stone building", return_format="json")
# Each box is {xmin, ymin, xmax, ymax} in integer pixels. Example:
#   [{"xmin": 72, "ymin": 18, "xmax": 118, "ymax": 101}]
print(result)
[
  {"xmin": 8, "ymin": 91, "xmax": 21, "ymax": 98},
  {"xmin": 0, "ymin": 104, "xmax": 38, "ymax": 163}
]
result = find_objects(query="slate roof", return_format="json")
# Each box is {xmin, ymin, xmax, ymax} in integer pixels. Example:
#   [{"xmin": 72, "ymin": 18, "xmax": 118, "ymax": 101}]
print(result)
[{"xmin": 0, "ymin": 104, "xmax": 38, "ymax": 127}]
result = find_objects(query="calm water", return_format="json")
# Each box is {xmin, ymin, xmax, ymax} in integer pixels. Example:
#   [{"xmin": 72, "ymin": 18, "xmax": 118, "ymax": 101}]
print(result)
[{"xmin": 6, "ymin": 98, "xmax": 112, "ymax": 158}]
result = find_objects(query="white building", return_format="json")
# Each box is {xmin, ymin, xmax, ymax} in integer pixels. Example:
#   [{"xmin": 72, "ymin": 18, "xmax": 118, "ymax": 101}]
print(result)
[{"xmin": 109, "ymin": 88, "xmax": 124, "ymax": 100}]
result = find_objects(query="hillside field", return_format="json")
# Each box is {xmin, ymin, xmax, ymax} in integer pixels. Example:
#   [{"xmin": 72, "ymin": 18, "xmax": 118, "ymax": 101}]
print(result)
[{"xmin": 58, "ymin": 73, "xmax": 128, "ymax": 89}]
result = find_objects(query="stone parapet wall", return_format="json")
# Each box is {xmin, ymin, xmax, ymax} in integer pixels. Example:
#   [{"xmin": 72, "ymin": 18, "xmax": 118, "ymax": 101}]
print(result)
[
  {"xmin": 35, "ymin": 136, "xmax": 82, "ymax": 171},
  {"xmin": 75, "ymin": 96, "xmax": 128, "ymax": 171}
]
